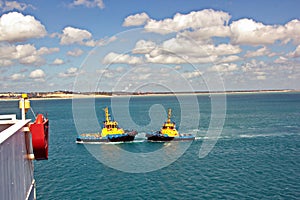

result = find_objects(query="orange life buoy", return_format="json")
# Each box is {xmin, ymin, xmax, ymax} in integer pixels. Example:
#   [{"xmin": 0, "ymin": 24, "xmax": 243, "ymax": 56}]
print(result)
[{"xmin": 29, "ymin": 114, "xmax": 49, "ymax": 160}]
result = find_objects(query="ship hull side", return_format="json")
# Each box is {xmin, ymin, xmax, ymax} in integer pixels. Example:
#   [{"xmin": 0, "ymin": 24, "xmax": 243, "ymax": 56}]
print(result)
[
  {"xmin": 146, "ymin": 133, "xmax": 195, "ymax": 142},
  {"xmin": 76, "ymin": 130, "xmax": 137, "ymax": 143},
  {"xmin": 107, "ymin": 135, "xmax": 135, "ymax": 142}
]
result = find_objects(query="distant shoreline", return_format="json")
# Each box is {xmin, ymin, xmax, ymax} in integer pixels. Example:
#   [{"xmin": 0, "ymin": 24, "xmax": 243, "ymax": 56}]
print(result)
[{"xmin": 0, "ymin": 89, "xmax": 299, "ymax": 101}]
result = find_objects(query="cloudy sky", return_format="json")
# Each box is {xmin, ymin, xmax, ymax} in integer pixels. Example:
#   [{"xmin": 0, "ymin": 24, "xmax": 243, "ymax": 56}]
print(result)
[{"xmin": 0, "ymin": 0, "xmax": 300, "ymax": 92}]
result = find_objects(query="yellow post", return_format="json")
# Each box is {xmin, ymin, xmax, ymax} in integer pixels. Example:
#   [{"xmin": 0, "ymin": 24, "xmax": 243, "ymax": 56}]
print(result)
[{"xmin": 19, "ymin": 93, "xmax": 30, "ymax": 120}]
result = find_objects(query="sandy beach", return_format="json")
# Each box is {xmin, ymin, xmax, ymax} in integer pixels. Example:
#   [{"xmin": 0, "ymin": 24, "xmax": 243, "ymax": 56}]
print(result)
[{"xmin": 0, "ymin": 89, "xmax": 299, "ymax": 101}]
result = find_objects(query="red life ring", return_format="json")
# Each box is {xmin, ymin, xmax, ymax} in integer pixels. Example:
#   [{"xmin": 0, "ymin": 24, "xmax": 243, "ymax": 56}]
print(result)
[{"xmin": 29, "ymin": 114, "xmax": 49, "ymax": 160}]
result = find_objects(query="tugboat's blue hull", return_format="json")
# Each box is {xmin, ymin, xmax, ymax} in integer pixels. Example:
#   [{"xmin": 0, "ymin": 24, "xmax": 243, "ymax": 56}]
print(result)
[
  {"xmin": 146, "ymin": 132, "xmax": 195, "ymax": 142},
  {"xmin": 76, "ymin": 131, "xmax": 138, "ymax": 143},
  {"xmin": 76, "ymin": 136, "xmax": 109, "ymax": 143},
  {"xmin": 146, "ymin": 134, "xmax": 174, "ymax": 141},
  {"xmin": 107, "ymin": 135, "xmax": 135, "ymax": 142}
]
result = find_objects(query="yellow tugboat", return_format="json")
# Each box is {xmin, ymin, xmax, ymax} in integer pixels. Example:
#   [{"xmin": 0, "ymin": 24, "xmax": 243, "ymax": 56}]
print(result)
[
  {"xmin": 76, "ymin": 107, "xmax": 137, "ymax": 143},
  {"xmin": 146, "ymin": 108, "xmax": 195, "ymax": 142}
]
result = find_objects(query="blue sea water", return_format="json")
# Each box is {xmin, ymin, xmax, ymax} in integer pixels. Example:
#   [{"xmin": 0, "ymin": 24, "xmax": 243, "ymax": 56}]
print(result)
[{"xmin": 1, "ymin": 93, "xmax": 300, "ymax": 199}]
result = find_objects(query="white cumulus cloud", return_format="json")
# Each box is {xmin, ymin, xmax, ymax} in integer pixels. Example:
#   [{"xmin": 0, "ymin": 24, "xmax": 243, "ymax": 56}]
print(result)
[
  {"xmin": 256, "ymin": 75, "xmax": 266, "ymax": 80},
  {"xmin": 244, "ymin": 46, "xmax": 271, "ymax": 58},
  {"xmin": 70, "ymin": 0, "xmax": 104, "ymax": 9},
  {"xmin": 59, "ymin": 67, "xmax": 79, "ymax": 77},
  {"xmin": 182, "ymin": 25, "xmax": 231, "ymax": 41},
  {"xmin": 29, "ymin": 69, "xmax": 45, "ymax": 81},
  {"xmin": 132, "ymin": 40, "xmax": 157, "ymax": 54},
  {"xmin": 218, "ymin": 55, "xmax": 241, "ymax": 63},
  {"xmin": 67, "ymin": 48, "xmax": 84, "ymax": 56},
  {"xmin": 10, "ymin": 73, "xmax": 25, "ymax": 80},
  {"xmin": 284, "ymin": 19, "xmax": 300, "ymax": 44},
  {"xmin": 0, "ymin": 44, "xmax": 58, "ymax": 66},
  {"xmin": 37, "ymin": 47, "xmax": 59, "ymax": 55},
  {"xmin": 162, "ymin": 36, "xmax": 241, "ymax": 57},
  {"xmin": 144, "ymin": 9, "xmax": 231, "ymax": 34},
  {"xmin": 131, "ymin": 36, "xmax": 241, "ymax": 64},
  {"xmin": 274, "ymin": 56, "xmax": 288, "ymax": 64},
  {"xmin": 0, "ymin": 12, "xmax": 46, "ymax": 43},
  {"xmin": 60, "ymin": 26, "xmax": 92, "ymax": 45},
  {"xmin": 0, "ymin": 1, "xmax": 35, "ymax": 12},
  {"xmin": 182, "ymin": 71, "xmax": 202, "ymax": 79},
  {"xmin": 230, "ymin": 18, "xmax": 285, "ymax": 45},
  {"xmin": 0, "ymin": 59, "xmax": 13, "ymax": 66},
  {"xmin": 59, "ymin": 26, "xmax": 115, "ymax": 47},
  {"xmin": 209, "ymin": 63, "xmax": 238, "ymax": 72},
  {"xmin": 288, "ymin": 45, "xmax": 300, "ymax": 58},
  {"xmin": 123, "ymin": 12, "xmax": 150, "ymax": 27},
  {"xmin": 102, "ymin": 52, "xmax": 144, "ymax": 64},
  {"xmin": 52, "ymin": 58, "xmax": 64, "ymax": 65}
]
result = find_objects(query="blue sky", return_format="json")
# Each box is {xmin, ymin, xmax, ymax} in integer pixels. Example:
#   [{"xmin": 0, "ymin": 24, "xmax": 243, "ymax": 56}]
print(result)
[{"xmin": 0, "ymin": 0, "xmax": 300, "ymax": 92}]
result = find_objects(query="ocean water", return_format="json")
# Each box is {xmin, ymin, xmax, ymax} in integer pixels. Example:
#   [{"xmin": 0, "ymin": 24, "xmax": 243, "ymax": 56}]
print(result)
[{"xmin": 1, "ymin": 93, "xmax": 300, "ymax": 199}]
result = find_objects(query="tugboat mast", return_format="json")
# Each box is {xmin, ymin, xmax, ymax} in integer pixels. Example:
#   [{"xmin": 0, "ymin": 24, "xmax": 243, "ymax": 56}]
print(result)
[
  {"xmin": 104, "ymin": 107, "xmax": 110, "ymax": 122},
  {"xmin": 167, "ymin": 108, "xmax": 172, "ymax": 123}
]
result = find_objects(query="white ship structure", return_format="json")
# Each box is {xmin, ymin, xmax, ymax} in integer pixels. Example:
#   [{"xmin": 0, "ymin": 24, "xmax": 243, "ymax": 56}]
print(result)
[{"xmin": 0, "ymin": 94, "xmax": 49, "ymax": 200}]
